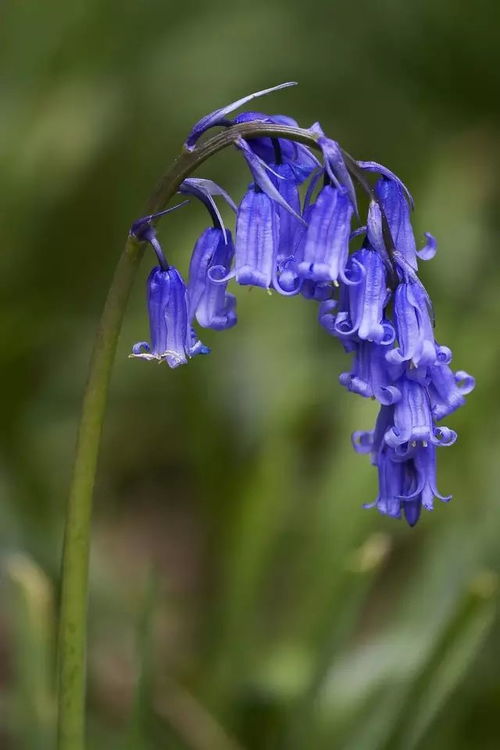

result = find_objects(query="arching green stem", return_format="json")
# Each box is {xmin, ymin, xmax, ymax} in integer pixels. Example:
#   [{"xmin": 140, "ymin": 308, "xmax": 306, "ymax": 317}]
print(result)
[{"xmin": 56, "ymin": 122, "xmax": 322, "ymax": 750}]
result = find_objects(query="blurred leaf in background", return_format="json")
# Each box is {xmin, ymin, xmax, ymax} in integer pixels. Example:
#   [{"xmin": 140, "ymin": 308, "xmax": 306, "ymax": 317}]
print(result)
[{"xmin": 1, "ymin": 0, "xmax": 500, "ymax": 748}]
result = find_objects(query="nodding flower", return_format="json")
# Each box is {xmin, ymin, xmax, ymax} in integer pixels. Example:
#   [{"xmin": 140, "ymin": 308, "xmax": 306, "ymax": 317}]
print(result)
[
  {"xmin": 188, "ymin": 227, "xmax": 237, "ymax": 330},
  {"xmin": 129, "ymin": 83, "xmax": 474, "ymax": 525},
  {"xmin": 131, "ymin": 266, "xmax": 209, "ymax": 369}
]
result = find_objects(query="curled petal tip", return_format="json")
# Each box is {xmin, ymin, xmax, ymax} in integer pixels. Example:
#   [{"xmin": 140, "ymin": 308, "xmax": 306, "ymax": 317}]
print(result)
[{"xmin": 417, "ymin": 233, "xmax": 437, "ymax": 261}]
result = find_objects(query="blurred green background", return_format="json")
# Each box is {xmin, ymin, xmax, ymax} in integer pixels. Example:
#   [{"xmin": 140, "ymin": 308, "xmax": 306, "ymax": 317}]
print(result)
[{"xmin": 1, "ymin": 0, "xmax": 500, "ymax": 748}]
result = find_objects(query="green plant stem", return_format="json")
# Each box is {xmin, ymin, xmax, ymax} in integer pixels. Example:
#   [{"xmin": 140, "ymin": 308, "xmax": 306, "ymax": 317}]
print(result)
[
  {"xmin": 57, "ymin": 236, "xmax": 144, "ymax": 749},
  {"xmin": 56, "ymin": 122, "xmax": 323, "ymax": 750}
]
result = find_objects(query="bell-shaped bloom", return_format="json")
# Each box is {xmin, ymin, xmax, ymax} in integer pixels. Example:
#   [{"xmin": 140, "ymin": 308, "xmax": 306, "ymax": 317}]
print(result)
[
  {"xmin": 234, "ymin": 186, "xmax": 279, "ymax": 288},
  {"xmin": 188, "ymin": 227, "xmax": 237, "ymax": 330},
  {"xmin": 427, "ymin": 360, "xmax": 476, "ymax": 420},
  {"xmin": 344, "ymin": 247, "xmax": 392, "ymax": 343},
  {"xmin": 364, "ymin": 442, "xmax": 449, "ymax": 526},
  {"xmin": 386, "ymin": 279, "xmax": 437, "ymax": 368},
  {"xmin": 131, "ymin": 266, "xmax": 209, "ymax": 368},
  {"xmin": 403, "ymin": 443, "xmax": 451, "ymax": 512},
  {"xmin": 365, "ymin": 446, "xmax": 407, "ymax": 520},
  {"xmin": 297, "ymin": 185, "xmax": 354, "ymax": 283},
  {"xmin": 271, "ymin": 162, "xmax": 306, "ymax": 294},
  {"xmin": 384, "ymin": 378, "xmax": 456, "ymax": 450},
  {"xmin": 339, "ymin": 341, "xmax": 401, "ymax": 405},
  {"xmin": 373, "ymin": 177, "xmax": 436, "ymax": 270}
]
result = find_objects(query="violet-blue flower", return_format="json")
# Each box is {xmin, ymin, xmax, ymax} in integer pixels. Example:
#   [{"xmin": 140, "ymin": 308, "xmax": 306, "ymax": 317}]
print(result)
[
  {"xmin": 363, "ymin": 440, "xmax": 451, "ymax": 527},
  {"xmin": 339, "ymin": 340, "xmax": 401, "ymax": 405},
  {"xmin": 384, "ymin": 378, "xmax": 457, "ymax": 451},
  {"xmin": 127, "ymin": 85, "xmax": 475, "ymax": 528},
  {"xmin": 234, "ymin": 185, "xmax": 279, "ymax": 288},
  {"xmin": 188, "ymin": 227, "xmax": 237, "ymax": 330},
  {"xmin": 427, "ymin": 357, "xmax": 476, "ymax": 420},
  {"xmin": 344, "ymin": 246, "xmax": 392, "ymax": 344},
  {"xmin": 373, "ymin": 177, "xmax": 436, "ymax": 269},
  {"xmin": 386, "ymin": 278, "xmax": 437, "ymax": 368},
  {"xmin": 297, "ymin": 184, "xmax": 354, "ymax": 283},
  {"xmin": 131, "ymin": 266, "xmax": 209, "ymax": 368}
]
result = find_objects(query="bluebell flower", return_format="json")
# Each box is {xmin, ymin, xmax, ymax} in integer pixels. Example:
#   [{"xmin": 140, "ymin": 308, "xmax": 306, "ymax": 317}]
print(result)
[
  {"xmin": 373, "ymin": 177, "xmax": 436, "ymax": 269},
  {"xmin": 188, "ymin": 227, "xmax": 237, "ymax": 330},
  {"xmin": 426, "ymin": 353, "xmax": 476, "ymax": 420},
  {"xmin": 233, "ymin": 139, "xmax": 310, "ymax": 292},
  {"xmin": 131, "ymin": 266, "xmax": 209, "ymax": 368},
  {"xmin": 272, "ymin": 162, "xmax": 308, "ymax": 294},
  {"xmin": 365, "ymin": 446, "xmax": 407, "ymax": 520},
  {"xmin": 386, "ymin": 277, "xmax": 437, "ymax": 368},
  {"xmin": 128, "ymin": 87, "xmax": 475, "ymax": 526},
  {"xmin": 362, "ymin": 434, "xmax": 451, "ymax": 526},
  {"xmin": 338, "ymin": 340, "xmax": 401, "ymax": 405},
  {"xmin": 384, "ymin": 378, "xmax": 457, "ymax": 451},
  {"xmin": 297, "ymin": 184, "xmax": 354, "ymax": 283},
  {"xmin": 410, "ymin": 443, "xmax": 452, "ymax": 510},
  {"xmin": 342, "ymin": 246, "xmax": 393, "ymax": 344},
  {"xmin": 234, "ymin": 185, "xmax": 279, "ymax": 288}
]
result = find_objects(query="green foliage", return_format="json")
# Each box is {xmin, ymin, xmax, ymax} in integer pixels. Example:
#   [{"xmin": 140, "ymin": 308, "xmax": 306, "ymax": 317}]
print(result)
[{"xmin": 2, "ymin": 0, "xmax": 500, "ymax": 747}]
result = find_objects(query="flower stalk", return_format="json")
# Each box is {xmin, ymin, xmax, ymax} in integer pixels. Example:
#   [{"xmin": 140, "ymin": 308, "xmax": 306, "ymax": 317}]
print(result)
[{"xmin": 56, "ymin": 121, "xmax": 321, "ymax": 750}]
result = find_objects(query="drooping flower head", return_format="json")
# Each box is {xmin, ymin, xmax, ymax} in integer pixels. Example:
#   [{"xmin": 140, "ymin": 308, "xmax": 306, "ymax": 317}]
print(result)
[{"xmin": 128, "ymin": 83, "xmax": 474, "ymax": 525}]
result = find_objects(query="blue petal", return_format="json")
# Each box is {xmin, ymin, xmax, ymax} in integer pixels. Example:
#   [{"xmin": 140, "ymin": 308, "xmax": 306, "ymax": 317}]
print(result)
[{"xmin": 417, "ymin": 232, "xmax": 437, "ymax": 261}]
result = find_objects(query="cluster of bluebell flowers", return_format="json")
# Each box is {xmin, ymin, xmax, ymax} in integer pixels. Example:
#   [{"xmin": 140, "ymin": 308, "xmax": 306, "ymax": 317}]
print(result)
[{"xmin": 129, "ymin": 83, "xmax": 474, "ymax": 526}]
